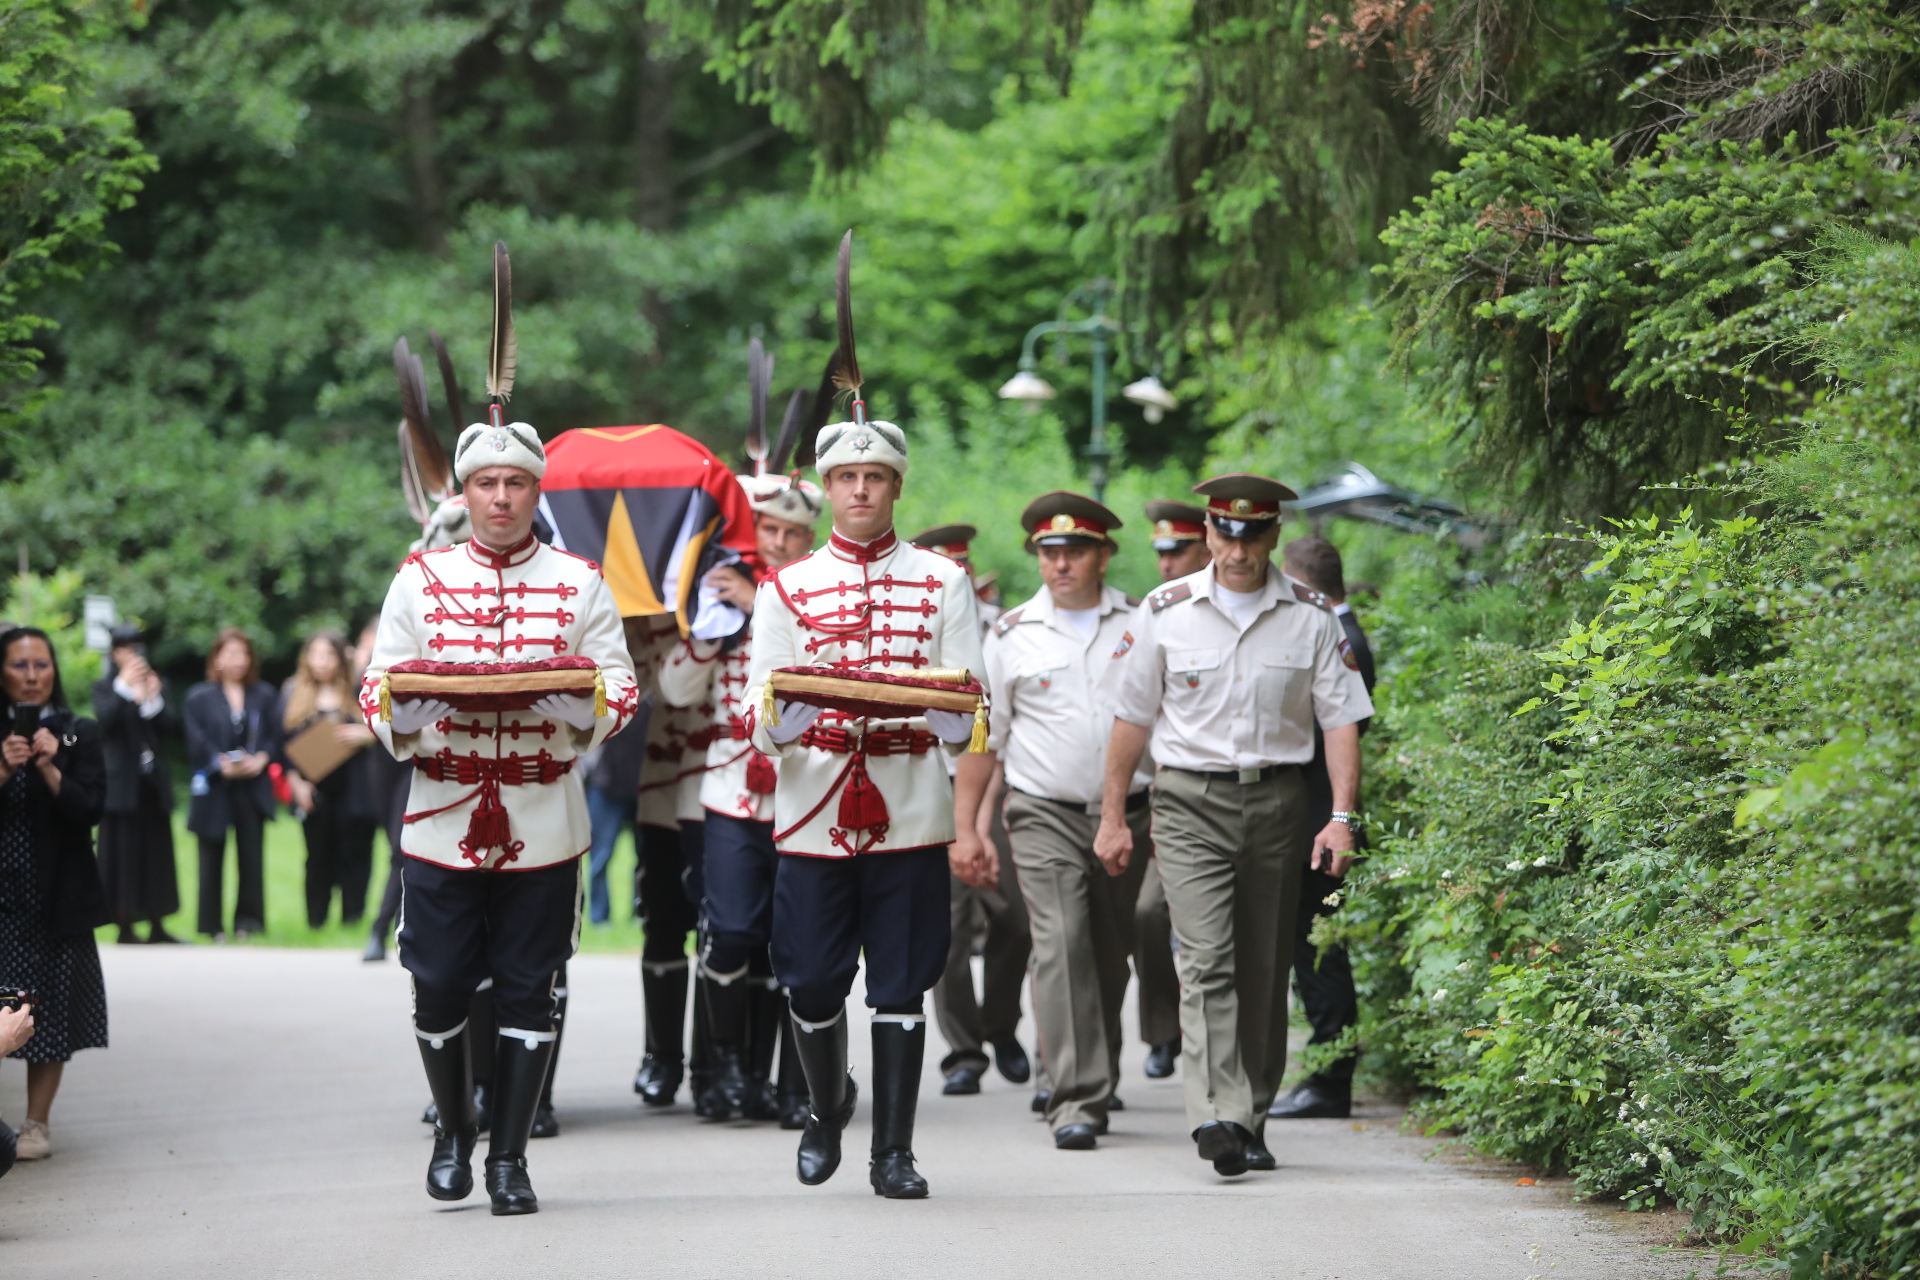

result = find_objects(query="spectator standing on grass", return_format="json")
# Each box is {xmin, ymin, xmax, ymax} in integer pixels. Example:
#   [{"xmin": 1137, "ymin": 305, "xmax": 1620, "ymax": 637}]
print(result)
[
  {"xmin": 279, "ymin": 630, "xmax": 378, "ymax": 929},
  {"xmin": 357, "ymin": 618, "xmax": 415, "ymax": 962},
  {"xmin": 0, "ymin": 626, "xmax": 110, "ymax": 1161},
  {"xmin": 92, "ymin": 624, "xmax": 181, "ymax": 944},
  {"xmin": 183, "ymin": 628, "xmax": 278, "ymax": 941}
]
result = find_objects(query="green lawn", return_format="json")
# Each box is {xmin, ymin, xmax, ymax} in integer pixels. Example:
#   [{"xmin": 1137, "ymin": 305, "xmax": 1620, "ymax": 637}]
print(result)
[{"xmin": 95, "ymin": 816, "xmax": 650, "ymax": 954}]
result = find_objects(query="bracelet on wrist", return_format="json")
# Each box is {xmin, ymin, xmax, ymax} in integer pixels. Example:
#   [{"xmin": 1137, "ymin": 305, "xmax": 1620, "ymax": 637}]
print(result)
[{"xmin": 1330, "ymin": 810, "xmax": 1362, "ymax": 831}]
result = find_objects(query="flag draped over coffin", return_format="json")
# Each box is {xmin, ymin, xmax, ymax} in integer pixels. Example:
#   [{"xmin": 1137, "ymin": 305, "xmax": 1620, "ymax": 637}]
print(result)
[{"xmin": 536, "ymin": 424, "xmax": 757, "ymax": 633}]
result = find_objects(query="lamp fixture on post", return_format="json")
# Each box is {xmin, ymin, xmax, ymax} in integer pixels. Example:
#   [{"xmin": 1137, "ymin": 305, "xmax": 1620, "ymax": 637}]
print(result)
[
  {"xmin": 996, "ymin": 280, "xmax": 1129, "ymax": 500},
  {"xmin": 1121, "ymin": 374, "xmax": 1178, "ymax": 424}
]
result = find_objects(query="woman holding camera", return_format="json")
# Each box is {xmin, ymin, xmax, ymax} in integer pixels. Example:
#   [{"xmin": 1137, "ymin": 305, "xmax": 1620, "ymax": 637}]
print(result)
[
  {"xmin": 0, "ymin": 626, "xmax": 110, "ymax": 1161},
  {"xmin": 184, "ymin": 628, "xmax": 279, "ymax": 940},
  {"xmin": 278, "ymin": 630, "xmax": 377, "ymax": 929}
]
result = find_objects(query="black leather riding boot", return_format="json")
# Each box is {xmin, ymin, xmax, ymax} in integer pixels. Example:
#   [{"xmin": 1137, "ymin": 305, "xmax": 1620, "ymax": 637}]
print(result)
[
  {"xmin": 532, "ymin": 982, "xmax": 566, "ymax": 1138},
  {"xmin": 791, "ymin": 1010, "xmax": 857, "ymax": 1185},
  {"xmin": 869, "ymin": 1016, "xmax": 930, "ymax": 1199},
  {"xmin": 742, "ymin": 979, "xmax": 785, "ymax": 1121},
  {"xmin": 699, "ymin": 966, "xmax": 753, "ymax": 1118},
  {"xmin": 469, "ymin": 985, "xmax": 496, "ymax": 1132},
  {"xmin": 776, "ymin": 1002, "xmax": 810, "ymax": 1129},
  {"xmin": 635, "ymin": 959, "xmax": 687, "ymax": 1106},
  {"xmin": 485, "ymin": 1030, "xmax": 556, "ymax": 1216},
  {"xmin": 416, "ymin": 1022, "xmax": 476, "ymax": 1202},
  {"xmin": 689, "ymin": 972, "xmax": 719, "ymax": 1117}
]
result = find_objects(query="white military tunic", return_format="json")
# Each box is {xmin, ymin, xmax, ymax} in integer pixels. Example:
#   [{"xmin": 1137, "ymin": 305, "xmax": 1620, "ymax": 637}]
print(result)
[
  {"xmin": 659, "ymin": 627, "xmax": 777, "ymax": 823},
  {"xmin": 1110, "ymin": 566, "xmax": 1372, "ymax": 771},
  {"xmin": 981, "ymin": 583, "xmax": 1153, "ymax": 806},
  {"xmin": 360, "ymin": 534, "xmax": 640, "ymax": 871},
  {"xmin": 745, "ymin": 529, "xmax": 986, "ymax": 856}
]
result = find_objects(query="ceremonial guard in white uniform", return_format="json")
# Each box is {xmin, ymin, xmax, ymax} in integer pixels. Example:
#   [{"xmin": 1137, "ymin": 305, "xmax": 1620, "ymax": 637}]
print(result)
[
  {"xmin": 630, "ymin": 619, "xmax": 706, "ymax": 1109},
  {"xmin": 982, "ymin": 493, "xmax": 1151, "ymax": 1149},
  {"xmin": 910, "ymin": 523, "xmax": 1032, "ymax": 1097},
  {"xmin": 1097, "ymin": 474, "xmax": 1371, "ymax": 1177},
  {"xmin": 362, "ymin": 245, "xmax": 639, "ymax": 1214},
  {"xmin": 660, "ymin": 465, "xmax": 820, "ymax": 1126},
  {"xmin": 362, "ymin": 415, "xmax": 639, "ymax": 1214},
  {"xmin": 743, "ymin": 230, "xmax": 993, "ymax": 1199}
]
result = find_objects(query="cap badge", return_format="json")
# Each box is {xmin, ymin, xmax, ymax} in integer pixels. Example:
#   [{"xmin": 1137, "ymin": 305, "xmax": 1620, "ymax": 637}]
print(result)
[
  {"xmin": 1231, "ymin": 498, "xmax": 1252, "ymax": 515},
  {"xmin": 1154, "ymin": 520, "xmax": 1173, "ymax": 536},
  {"xmin": 490, "ymin": 432, "xmax": 508, "ymax": 451},
  {"xmin": 1049, "ymin": 514, "xmax": 1076, "ymax": 532},
  {"xmin": 852, "ymin": 434, "xmax": 873, "ymax": 453}
]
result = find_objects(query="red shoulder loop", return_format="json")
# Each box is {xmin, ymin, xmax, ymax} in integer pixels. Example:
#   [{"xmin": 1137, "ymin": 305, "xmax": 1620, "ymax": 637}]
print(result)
[{"xmin": 550, "ymin": 546, "xmax": 602, "ymax": 573}]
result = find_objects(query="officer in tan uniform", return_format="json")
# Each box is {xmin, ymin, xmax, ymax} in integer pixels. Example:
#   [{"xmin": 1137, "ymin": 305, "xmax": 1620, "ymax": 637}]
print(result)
[
  {"xmin": 981, "ymin": 492, "xmax": 1152, "ymax": 1149},
  {"xmin": 1097, "ymin": 474, "xmax": 1372, "ymax": 1177},
  {"xmin": 911, "ymin": 523, "xmax": 1032, "ymax": 1095},
  {"xmin": 1132, "ymin": 500, "xmax": 1211, "ymax": 1079}
]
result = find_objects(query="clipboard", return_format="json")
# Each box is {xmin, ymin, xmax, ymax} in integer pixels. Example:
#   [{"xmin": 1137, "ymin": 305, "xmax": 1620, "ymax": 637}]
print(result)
[{"xmin": 283, "ymin": 719, "xmax": 367, "ymax": 783}]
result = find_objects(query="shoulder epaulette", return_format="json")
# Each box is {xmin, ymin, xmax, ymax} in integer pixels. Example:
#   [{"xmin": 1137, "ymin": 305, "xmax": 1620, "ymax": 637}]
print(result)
[
  {"xmin": 1291, "ymin": 581, "xmax": 1332, "ymax": 610},
  {"xmin": 1148, "ymin": 583, "xmax": 1192, "ymax": 613},
  {"xmin": 552, "ymin": 546, "xmax": 602, "ymax": 573},
  {"xmin": 992, "ymin": 607, "xmax": 1025, "ymax": 637}
]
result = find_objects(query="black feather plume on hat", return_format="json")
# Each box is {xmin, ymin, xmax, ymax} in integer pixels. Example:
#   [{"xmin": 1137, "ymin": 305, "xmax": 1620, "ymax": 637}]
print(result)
[
  {"xmin": 832, "ymin": 230, "xmax": 861, "ymax": 403},
  {"xmin": 770, "ymin": 388, "xmax": 807, "ymax": 475},
  {"xmin": 429, "ymin": 326, "xmax": 468, "ymax": 428},
  {"xmin": 487, "ymin": 240, "xmax": 516, "ymax": 404}
]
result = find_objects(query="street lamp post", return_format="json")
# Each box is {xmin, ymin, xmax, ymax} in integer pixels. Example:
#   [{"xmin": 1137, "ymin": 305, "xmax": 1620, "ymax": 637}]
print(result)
[{"xmin": 997, "ymin": 281, "xmax": 1118, "ymax": 500}]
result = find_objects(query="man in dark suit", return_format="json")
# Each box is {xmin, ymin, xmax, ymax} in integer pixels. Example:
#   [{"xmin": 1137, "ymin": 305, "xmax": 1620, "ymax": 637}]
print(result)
[{"xmin": 1271, "ymin": 536, "xmax": 1376, "ymax": 1120}]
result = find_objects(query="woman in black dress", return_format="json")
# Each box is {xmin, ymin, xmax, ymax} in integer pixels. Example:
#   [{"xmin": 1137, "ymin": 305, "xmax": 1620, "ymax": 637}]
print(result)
[
  {"xmin": 183, "ymin": 628, "xmax": 278, "ymax": 940},
  {"xmin": 278, "ymin": 630, "xmax": 377, "ymax": 929},
  {"xmin": 92, "ymin": 625, "xmax": 180, "ymax": 943},
  {"xmin": 0, "ymin": 627, "xmax": 110, "ymax": 1161}
]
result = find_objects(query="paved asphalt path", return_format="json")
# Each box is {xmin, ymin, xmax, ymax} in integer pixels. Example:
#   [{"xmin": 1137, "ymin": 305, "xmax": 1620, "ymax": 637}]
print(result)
[{"xmin": 1, "ymin": 946, "xmax": 1707, "ymax": 1279}]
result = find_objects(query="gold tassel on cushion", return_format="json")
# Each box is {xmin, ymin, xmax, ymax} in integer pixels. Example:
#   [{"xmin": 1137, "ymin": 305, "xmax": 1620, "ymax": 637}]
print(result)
[
  {"xmin": 762, "ymin": 683, "xmax": 779, "ymax": 728},
  {"xmin": 593, "ymin": 668, "xmax": 607, "ymax": 719},
  {"xmin": 377, "ymin": 674, "xmax": 392, "ymax": 722},
  {"xmin": 969, "ymin": 701, "xmax": 988, "ymax": 754}
]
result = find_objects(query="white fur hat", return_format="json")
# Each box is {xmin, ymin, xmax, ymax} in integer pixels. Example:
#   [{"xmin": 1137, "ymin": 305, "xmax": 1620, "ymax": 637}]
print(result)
[
  {"xmin": 454, "ymin": 420, "xmax": 546, "ymax": 484},
  {"xmin": 814, "ymin": 419, "xmax": 907, "ymax": 479},
  {"xmin": 739, "ymin": 473, "xmax": 824, "ymax": 526}
]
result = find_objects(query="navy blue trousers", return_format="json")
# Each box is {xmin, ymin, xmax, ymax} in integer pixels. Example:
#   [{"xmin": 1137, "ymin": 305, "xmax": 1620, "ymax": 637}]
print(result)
[
  {"xmin": 772, "ymin": 847, "xmax": 951, "ymax": 1023},
  {"xmin": 702, "ymin": 812, "xmax": 779, "ymax": 976},
  {"xmin": 637, "ymin": 822, "xmax": 700, "ymax": 965},
  {"xmin": 399, "ymin": 856, "xmax": 580, "ymax": 1033}
]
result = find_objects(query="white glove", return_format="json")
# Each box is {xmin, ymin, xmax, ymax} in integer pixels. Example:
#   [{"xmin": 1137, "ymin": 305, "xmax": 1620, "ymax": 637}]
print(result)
[
  {"xmin": 532, "ymin": 693, "xmax": 600, "ymax": 732},
  {"xmin": 765, "ymin": 700, "xmax": 821, "ymax": 745},
  {"xmin": 924, "ymin": 708, "xmax": 976, "ymax": 744},
  {"xmin": 389, "ymin": 698, "xmax": 451, "ymax": 735}
]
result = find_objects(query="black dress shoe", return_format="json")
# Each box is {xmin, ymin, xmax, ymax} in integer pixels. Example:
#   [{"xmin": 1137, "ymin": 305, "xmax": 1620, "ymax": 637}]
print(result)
[
  {"xmin": 422, "ymin": 1100, "xmax": 438, "ymax": 1125},
  {"xmin": 486, "ymin": 1155, "xmax": 538, "ymax": 1215},
  {"xmin": 1143, "ymin": 1039, "xmax": 1178, "ymax": 1079},
  {"xmin": 425, "ymin": 1125, "xmax": 476, "ymax": 1200},
  {"xmin": 1053, "ymin": 1123, "xmax": 1097, "ymax": 1150},
  {"xmin": 530, "ymin": 1101, "xmax": 558, "ymax": 1138},
  {"xmin": 797, "ymin": 1077, "xmax": 858, "ymax": 1185},
  {"xmin": 1030, "ymin": 1089, "xmax": 1050, "ymax": 1114},
  {"xmin": 1245, "ymin": 1134, "xmax": 1277, "ymax": 1171},
  {"xmin": 779, "ymin": 1093, "xmax": 810, "ymax": 1130},
  {"xmin": 743, "ymin": 1079, "xmax": 782, "ymax": 1122},
  {"xmin": 633, "ymin": 1054, "xmax": 683, "ymax": 1107},
  {"xmin": 992, "ymin": 1039, "xmax": 1032, "ymax": 1085},
  {"xmin": 870, "ymin": 1150, "xmax": 929, "ymax": 1199},
  {"xmin": 943, "ymin": 1064, "xmax": 983, "ymax": 1095},
  {"xmin": 693, "ymin": 1080, "xmax": 734, "ymax": 1120},
  {"xmin": 1107, "ymin": 1094, "xmax": 1125, "ymax": 1111},
  {"xmin": 362, "ymin": 935, "xmax": 387, "ymax": 962},
  {"xmin": 1193, "ymin": 1120, "xmax": 1252, "ymax": 1176},
  {"xmin": 1268, "ymin": 1079, "xmax": 1352, "ymax": 1119}
]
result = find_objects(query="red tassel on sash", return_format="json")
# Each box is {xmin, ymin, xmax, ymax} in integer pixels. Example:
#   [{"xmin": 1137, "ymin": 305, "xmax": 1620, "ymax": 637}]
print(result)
[
  {"xmin": 837, "ymin": 754, "xmax": 889, "ymax": 835},
  {"xmin": 746, "ymin": 750, "xmax": 778, "ymax": 795},
  {"xmin": 464, "ymin": 784, "xmax": 514, "ymax": 858}
]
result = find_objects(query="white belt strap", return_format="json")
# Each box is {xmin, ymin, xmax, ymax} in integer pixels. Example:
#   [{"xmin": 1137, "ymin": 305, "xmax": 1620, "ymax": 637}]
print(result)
[
  {"xmin": 642, "ymin": 958, "xmax": 690, "ymax": 975},
  {"xmin": 872, "ymin": 1013, "xmax": 926, "ymax": 1027},
  {"xmin": 498, "ymin": 1027, "xmax": 558, "ymax": 1050},
  {"xmin": 701, "ymin": 958, "xmax": 752, "ymax": 986}
]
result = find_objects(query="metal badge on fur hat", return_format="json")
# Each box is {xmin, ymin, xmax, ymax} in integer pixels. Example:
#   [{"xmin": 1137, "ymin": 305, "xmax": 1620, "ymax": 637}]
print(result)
[
  {"xmin": 814, "ymin": 418, "xmax": 907, "ymax": 478},
  {"xmin": 739, "ymin": 473, "xmax": 823, "ymax": 524},
  {"xmin": 455, "ymin": 420, "xmax": 546, "ymax": 482}
]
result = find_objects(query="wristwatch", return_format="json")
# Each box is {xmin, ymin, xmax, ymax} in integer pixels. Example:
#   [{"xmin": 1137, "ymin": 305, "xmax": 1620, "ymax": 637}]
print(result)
[{"xmin": 1329, "ymin": 810, "xmax": 1361, "ymax": 831}]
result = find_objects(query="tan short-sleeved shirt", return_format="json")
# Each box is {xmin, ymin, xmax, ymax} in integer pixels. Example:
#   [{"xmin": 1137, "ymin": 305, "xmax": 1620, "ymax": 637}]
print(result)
[
  {"xmin": 1111, "ymin": 565, "xmax": 1373, "ymax": 772},
  {"xmin": 982, "ymin": 583, "xmax": 1153, "ymax": 807}
]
